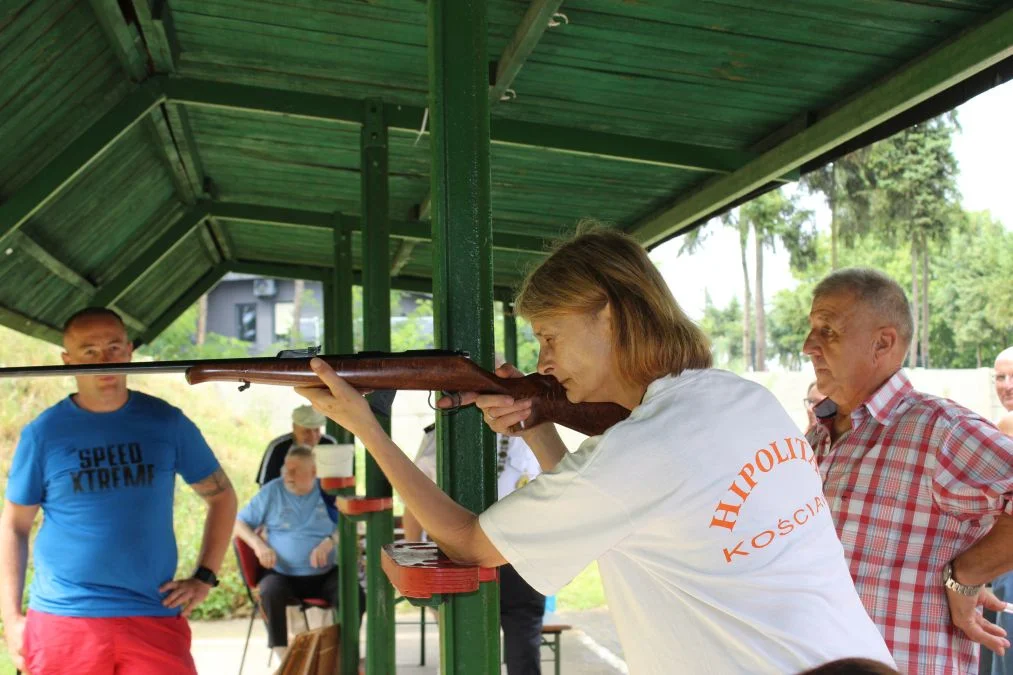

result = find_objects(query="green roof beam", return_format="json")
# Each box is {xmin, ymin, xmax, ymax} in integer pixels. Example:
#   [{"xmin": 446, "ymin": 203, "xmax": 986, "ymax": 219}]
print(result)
[
  {"xmin": 205, "ymin": 201, "xmax": 550, "ymax": 253},
  {"xmin": 206, "ymin": 217, "xmax": 234, "ymax": 261},
  {"xmin": 390, "ymin": 240, "xmax": 417, "ymax": 276},
  {"xmin": 629, "ymin": 6, "xmax": 1013, "ymax": 247},
  {"xmin": 227, "ymin": 261, "xmax": 329, "ymax": 282},
  {"xmin": 0, "ymin": 305, "xmax": 63, "ymax": 346},
  {"xmin": 163, "ymin": 103, "xmax": 206, "ymax": 194},
  {"xmin": 7, "ymin": 231, "xmax": 96, "ymax": 295},
  {"xmin": 489, "ymin": 0, "xmax": 564, "ymax": 104},
  {"xmin": 88, "ymin": 0, "xmax": 148, "ymax": 81},
  {"xmin": 0, "ymin": 80, "xmax": 165, "ymax": 244},
  {"xmin": 164, "ymin": 77, "xmax": 761, "ymax": 175},
  {"xmin": 91, "ymin": 204, "xmax": 209, "ymax": 308},
  {"xmin": 196, "ymin": 222, "xmax": 223, "ymax": 265},
  {"xmin": 145, "ymin": 108, "xmax": 197, "ymax": 204},
  {"xmin": 134, "ymin": 262, "xmax": 227, "ymax": 348},
  {"xmin": 129, "ymin": 0, "xmax": 179, "ymax": 73}
]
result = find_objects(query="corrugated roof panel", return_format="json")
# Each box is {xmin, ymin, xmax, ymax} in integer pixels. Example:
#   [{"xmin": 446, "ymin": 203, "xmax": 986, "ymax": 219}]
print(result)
[
  {"xmin": 0, "ymin": 248, "xmax": 90, "ymax": 328},
  {"xmin": 0, "ymin": 0, "xmax": 131, "ymax": 194},
  {"xmin": 117, "ymin": 229, "xmax": 218, "ymax": 324},
  {"xmin": 18, "ymin": 123, "xmax": 180, "ymax": 283},
  {"xmin": 190, "ymin": 107, "xmax": 427, "ymax": 217},
  {"xmin": 494, "ymin": 0, "xmax": 997, "ymax": 144},
  {"xmin": 225, "ymin": 221, "xmax": 334, "ymax": 268},
  {"xmin": 171, "ymin": 0, "xmax": 429, "ymax": 105}
]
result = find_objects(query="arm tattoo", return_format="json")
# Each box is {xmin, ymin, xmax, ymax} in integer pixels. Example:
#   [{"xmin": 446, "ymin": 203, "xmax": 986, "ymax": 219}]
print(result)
[{"xmin": 192, "ymin": 468, "xmax": 232, "ymax": 498}]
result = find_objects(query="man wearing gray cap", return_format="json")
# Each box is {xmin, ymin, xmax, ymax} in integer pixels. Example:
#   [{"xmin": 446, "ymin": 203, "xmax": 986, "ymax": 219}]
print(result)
[{"xmin": 257, "ymin": 405, "xmax": 337, "ymax": 486}]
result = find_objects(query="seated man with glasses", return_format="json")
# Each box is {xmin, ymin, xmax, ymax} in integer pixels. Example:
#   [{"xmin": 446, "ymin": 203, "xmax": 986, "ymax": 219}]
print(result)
[{"xmin": 803, "ymin": 380, "xmax": 826, "ymax": 434}]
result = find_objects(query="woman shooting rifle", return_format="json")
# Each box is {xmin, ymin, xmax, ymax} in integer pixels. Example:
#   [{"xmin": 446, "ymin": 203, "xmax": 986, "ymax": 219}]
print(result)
[{"xmin": 298, "ymin": 227, "xmax": 896, "ymax": 673}]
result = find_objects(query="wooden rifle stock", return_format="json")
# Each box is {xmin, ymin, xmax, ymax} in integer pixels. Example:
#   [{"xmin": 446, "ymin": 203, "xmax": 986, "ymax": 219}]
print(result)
[{"xmin": 185, "ymin": 350, "xmax": 630, "ymax": 436}]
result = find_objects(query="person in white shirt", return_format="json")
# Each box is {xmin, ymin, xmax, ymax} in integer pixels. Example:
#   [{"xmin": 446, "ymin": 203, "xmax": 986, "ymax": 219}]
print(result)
[
  {"xmin": 298, "ymin": 228, "xmax": 897, "ymax": 674},
  {"xmin": 403, "ymin": 424, "xmax": 545, "ymax": 674}
]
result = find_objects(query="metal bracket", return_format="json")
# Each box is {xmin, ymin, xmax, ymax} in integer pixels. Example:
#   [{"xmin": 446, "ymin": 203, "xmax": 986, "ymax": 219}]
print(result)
[
  {"xmin": 366, "ymin": 389, "xmax": 397, "ymax": 419},
  {"xmin": 276, "ymin": 346, "xmax": 322, "ymax": 358}
]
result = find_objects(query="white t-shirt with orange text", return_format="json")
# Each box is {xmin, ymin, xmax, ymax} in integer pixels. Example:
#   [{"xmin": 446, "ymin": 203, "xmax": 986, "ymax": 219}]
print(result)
[{"xmin": 480, "ymin": 369, "xmax": 895, "ymax": 674}]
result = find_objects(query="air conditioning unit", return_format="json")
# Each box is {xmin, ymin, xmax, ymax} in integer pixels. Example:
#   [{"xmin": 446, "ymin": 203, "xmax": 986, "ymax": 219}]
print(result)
[{"xmin": 252, "ymin": 278, "xmax": 276, "ymax": 297}]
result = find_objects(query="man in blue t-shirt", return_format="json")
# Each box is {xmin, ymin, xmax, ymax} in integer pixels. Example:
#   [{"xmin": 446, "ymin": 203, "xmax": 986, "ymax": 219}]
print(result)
[
  {"xmin": 234, "ymin": 444, "xmax": 364, "ymax": 661},
  {"xmin": 0, "ymin": 307, "xmax": 238, "ymax": 675}
]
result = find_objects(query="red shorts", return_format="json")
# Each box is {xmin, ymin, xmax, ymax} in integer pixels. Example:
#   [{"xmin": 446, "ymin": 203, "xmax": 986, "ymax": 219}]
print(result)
[{"xmin": 23, "ymin": 609, "xmax": 197, "ymax": 675}]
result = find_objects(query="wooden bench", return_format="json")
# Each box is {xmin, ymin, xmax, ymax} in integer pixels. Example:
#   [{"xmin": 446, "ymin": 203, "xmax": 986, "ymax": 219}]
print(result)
[{"xmin": 540, "ymin": 623, "xmax": 572, "ymax": 675}]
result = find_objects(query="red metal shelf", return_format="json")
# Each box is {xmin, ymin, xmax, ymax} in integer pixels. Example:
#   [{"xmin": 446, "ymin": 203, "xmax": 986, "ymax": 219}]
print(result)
[
  {"xmin": 335, "ymin": 495, "xmax": 393, "ymax": 516},
  {"xmin": 381, "ymin": 541, "xmax": 498, "ymax": 601},
  {"xmin": 321, "ymin": 476, "xmax": 356, "ymax": 492}
]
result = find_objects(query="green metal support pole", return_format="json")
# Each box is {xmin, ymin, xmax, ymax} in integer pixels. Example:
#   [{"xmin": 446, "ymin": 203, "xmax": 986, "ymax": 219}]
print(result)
[
  {"xmin": 325, "ymin": 213, "xmax": 361, "ymax": 675},
  {"xmin": 361, "ymin": 99, "xmax": 396, "ymax": 675},
  {"xmin": 428, "ymin": 2, "xmax": 499, "ymax": 673},
  {"xmin": 503, "ymin": 302, "xmax": 518, "ymax": 368}
]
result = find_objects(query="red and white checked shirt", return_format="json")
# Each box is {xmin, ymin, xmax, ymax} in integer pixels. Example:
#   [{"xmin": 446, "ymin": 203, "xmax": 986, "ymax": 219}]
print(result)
[{"xmin": 807, "ymin": 370, "xmax": 1013, "ymax": 675}]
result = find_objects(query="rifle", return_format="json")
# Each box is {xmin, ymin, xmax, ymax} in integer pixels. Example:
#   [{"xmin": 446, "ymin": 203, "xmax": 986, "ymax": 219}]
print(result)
[{"xmin": 0, "ymin": 348, "xmax": 630, "ymax": 437}]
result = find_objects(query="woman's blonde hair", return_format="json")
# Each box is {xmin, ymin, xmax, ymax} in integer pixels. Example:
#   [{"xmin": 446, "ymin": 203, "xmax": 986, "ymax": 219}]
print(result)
[{"xmin": 515, "ymin": 225, "xmax": 711, "ymax": 386}]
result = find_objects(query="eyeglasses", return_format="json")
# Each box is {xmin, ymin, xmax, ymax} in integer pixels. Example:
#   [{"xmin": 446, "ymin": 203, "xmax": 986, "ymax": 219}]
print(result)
[{"xmin": 803, "ymin": 398, "xmax": 821, "ymax": 409}]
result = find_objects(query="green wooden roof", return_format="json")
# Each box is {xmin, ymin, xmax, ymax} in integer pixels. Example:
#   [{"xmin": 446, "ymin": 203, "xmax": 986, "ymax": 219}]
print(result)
[{"xmin": 1, "ymin": 0, "xmax": 1010, "ymax": 345}]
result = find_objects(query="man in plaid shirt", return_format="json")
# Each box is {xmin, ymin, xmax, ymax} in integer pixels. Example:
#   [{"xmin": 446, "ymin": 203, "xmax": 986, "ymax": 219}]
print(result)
[{"xmin": 803, "ymin": 268, "xmax": 1013, "ymax": 675}]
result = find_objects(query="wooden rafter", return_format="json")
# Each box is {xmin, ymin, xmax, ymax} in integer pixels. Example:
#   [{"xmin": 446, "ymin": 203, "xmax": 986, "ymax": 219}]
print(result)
[
  {"xmin": 205, "ymin": 201, "xmax": 551, "ymax": 254},
  {"xmin": 489, "ymin": 1, "xmax": 565, "ymax": 104}
]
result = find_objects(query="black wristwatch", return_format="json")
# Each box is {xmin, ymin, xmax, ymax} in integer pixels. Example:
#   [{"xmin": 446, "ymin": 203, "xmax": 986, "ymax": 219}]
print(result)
[{"xmin": 193, "ymin": 566, "xmax": 220, "ymax": 588}]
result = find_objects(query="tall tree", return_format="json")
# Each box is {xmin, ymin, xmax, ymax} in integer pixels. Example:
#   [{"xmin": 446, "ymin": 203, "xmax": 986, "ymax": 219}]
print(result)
[
  {"xmin": 868, "ymin": 114, "xmax": 961, "ymax": 367},
  {"xmin": 678, "ymin": 219, "xmax": 753, "ymax": 370},
  {"xmin": 738, "ymin": 190, "xmax": 814, "ymax": 371},
  {"xmin": 196, "ymin": 294, "xmax": 208, "ymax": 346},
  {"xmin": 800, "ymin": 150, "xmax": 874, "ymax": 269},
  {"xmin": 930, "ymin": 211, "xmax": 1013, "ymax": 367}
]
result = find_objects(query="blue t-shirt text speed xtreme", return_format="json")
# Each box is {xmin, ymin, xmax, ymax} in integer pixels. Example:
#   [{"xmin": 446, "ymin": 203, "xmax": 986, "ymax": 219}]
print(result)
[{"xmin": 5, "ymin": 391, "xmax": 220, "ymax": 617}]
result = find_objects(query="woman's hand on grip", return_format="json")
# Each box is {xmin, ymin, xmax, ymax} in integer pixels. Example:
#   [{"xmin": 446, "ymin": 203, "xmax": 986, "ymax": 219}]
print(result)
[{"xmin": 436, "ymin": 363, "xmax": 533, "ymax": 435}]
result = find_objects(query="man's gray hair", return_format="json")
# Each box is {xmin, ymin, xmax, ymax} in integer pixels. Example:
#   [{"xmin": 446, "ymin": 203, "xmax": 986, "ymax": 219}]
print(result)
[
  {"xmin": 285, "ymin": 444, "xmax": 315, "ymax": 462},
  {"xmin": 813, "ymin": 268, "xmax": 913, "ymax": 345}
]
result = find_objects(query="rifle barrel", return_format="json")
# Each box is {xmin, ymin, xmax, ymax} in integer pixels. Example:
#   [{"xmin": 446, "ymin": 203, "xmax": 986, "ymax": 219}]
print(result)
[{"xmin": 0, "ymin": 362, "xmax": 195, "ymax": 377}]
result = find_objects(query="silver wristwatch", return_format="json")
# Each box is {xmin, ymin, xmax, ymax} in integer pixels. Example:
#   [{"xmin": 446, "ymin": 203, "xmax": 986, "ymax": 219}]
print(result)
[{"xmin": 942, "ymin": 562, "xmax": 983, "ymax": 597}]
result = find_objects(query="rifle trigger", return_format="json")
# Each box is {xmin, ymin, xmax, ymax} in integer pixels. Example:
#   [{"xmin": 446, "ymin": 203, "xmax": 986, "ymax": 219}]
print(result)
[{"xmin": 238, "ymin": 380, "xmax": 251, "ymax": 392}]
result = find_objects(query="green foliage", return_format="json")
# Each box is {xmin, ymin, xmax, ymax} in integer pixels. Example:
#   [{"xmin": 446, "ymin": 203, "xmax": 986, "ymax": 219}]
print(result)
[
  {"xmin": 868, "ymin": 114, "xmax": 961, "ymax": 248},
  {"xmin": 740, "ymin": 189, "xmax": 816, "ymax": 273},
  {"xmin": 929, "ymin": 211, "xmax": 1013, "ymax": 367},
  {"xmin": 390, "ymin": 294, "xmax": 434, "ymax": 351},
  {"xmin": 698, "ymin": 293, "xmax": 744, "ymax": 371},
  {"xmin": 767, "ymin": 284, "xmax": 814, "ymax": 370}
]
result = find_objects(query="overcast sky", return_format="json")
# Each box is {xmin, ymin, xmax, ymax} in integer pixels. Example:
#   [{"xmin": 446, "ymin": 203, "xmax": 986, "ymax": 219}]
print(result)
[{"xmin": 652, "ymin": 80, "xmax": 1013, "ymax": 320}]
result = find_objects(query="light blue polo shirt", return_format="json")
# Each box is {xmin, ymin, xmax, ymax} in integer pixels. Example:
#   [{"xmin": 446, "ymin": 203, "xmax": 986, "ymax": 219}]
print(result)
[{"xmin": 238, "ymin": 478, "xmax": 336, "ymax": 576}]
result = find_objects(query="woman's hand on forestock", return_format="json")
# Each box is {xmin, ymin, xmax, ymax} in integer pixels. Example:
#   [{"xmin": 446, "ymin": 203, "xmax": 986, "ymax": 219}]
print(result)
[
  {"xmin": 296, "ymin": 358, "xmax": 381, "ymax": 440},
  {"xmin": 436, "ymin": 362, "xmax": 533, "ymax": 436}
]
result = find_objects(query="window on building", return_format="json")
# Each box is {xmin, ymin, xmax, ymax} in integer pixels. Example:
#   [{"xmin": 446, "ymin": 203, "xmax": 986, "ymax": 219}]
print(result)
[
  {"xmin": 237, "ymin": 303, "xmax": 257, "ymax": 342},
  {"xmin": 274, "ymin": 302, "xmax": 294, "ymax": 341}
]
